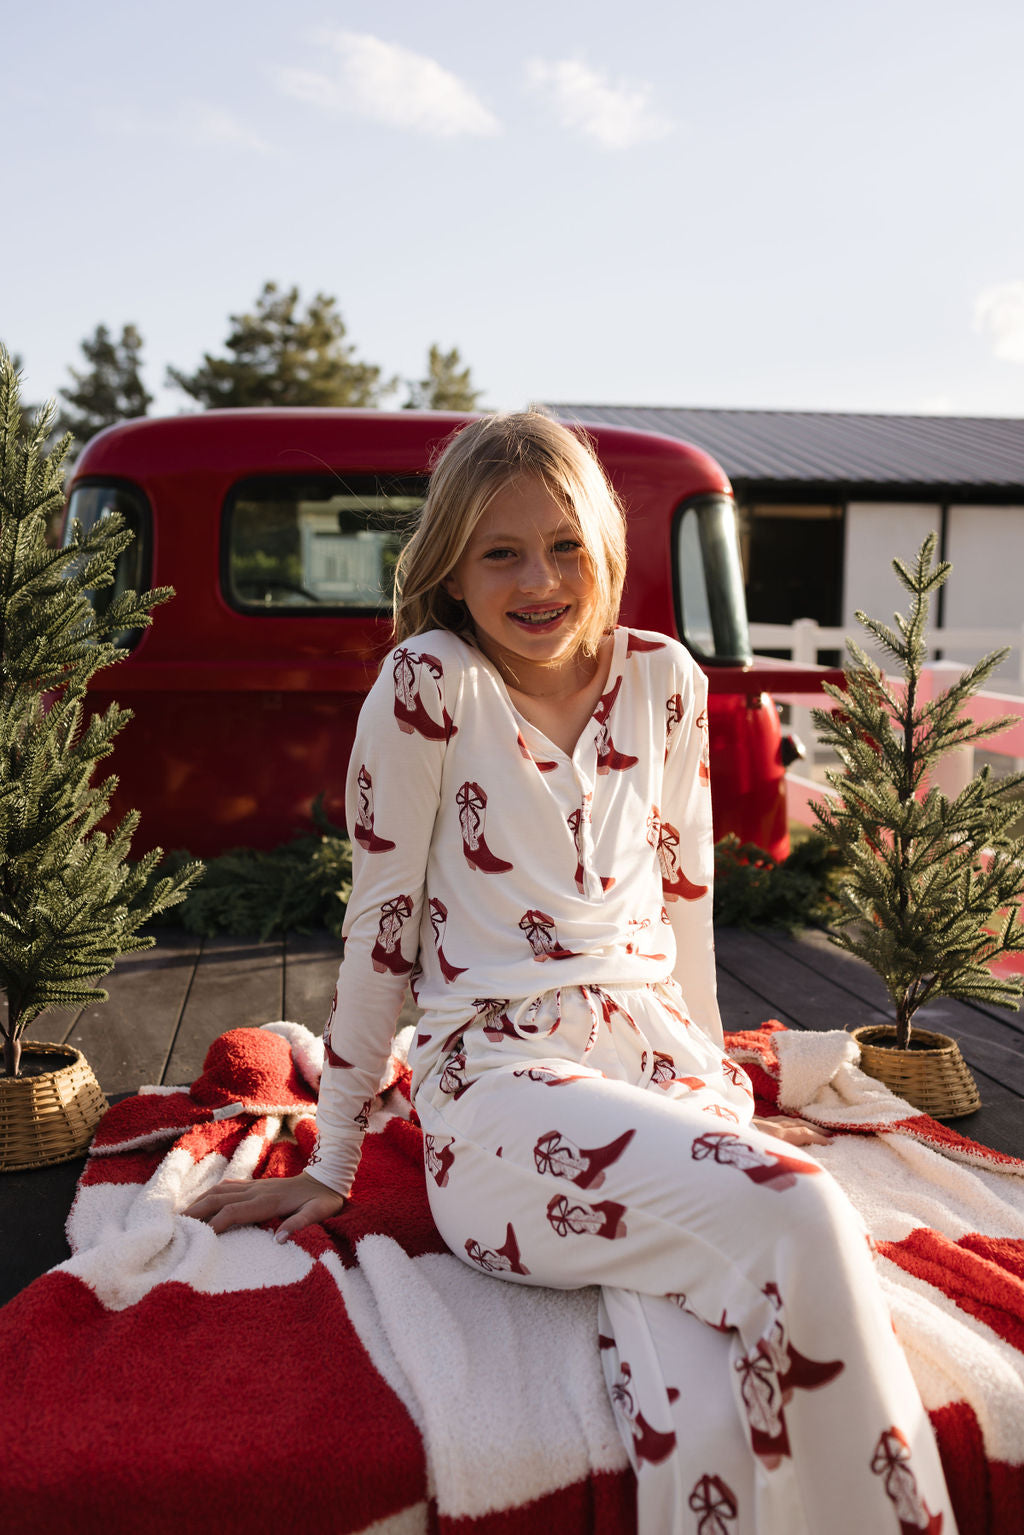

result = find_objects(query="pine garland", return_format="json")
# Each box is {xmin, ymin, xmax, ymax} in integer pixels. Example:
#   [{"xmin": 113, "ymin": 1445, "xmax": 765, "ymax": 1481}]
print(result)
[
  {"xmin": 0, "ymin": 347, "xmax": 202, "ymax": 1076},
  {"xmin": 811, "ymin": 533, "xmax": 1024, "ymax": 1047}
]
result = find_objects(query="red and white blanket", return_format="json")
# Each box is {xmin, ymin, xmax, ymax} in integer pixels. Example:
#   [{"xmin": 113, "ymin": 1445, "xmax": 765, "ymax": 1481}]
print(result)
[{"xmin": 1, "ymin": 1019, "xmax": 1023, "ymax": 1535}]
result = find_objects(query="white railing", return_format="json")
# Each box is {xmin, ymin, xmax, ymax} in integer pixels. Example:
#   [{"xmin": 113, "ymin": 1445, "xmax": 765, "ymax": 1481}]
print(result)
[{"xmin": 749, "ymin": 620, "xmax": 1024, "ymax": 829}]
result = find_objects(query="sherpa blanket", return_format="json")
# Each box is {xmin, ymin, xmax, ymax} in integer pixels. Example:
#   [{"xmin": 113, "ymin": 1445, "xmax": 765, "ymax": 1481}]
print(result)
[{"xmin": 1, "ymin": 1021, "xmax": 1023, "ymax": 1535}]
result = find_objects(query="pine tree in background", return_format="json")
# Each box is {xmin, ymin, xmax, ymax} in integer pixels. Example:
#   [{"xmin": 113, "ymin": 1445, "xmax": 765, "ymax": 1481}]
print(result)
[
  {"xmin": 404, "ymin": 344, "xmax": 483, "ymax": 410},
  {"xmin": 57, "ymin": 323, "xmax": 152, "ymax": 443},
  {"xmin": 0, "ymin": 347, "xmax": 201, "ymax": 1078},
  {"xmin": 167, "ymin": 281, "xmax": 392, "ymax": 408},
  {"xmin": 811, "ymin": 533, "xmax": 1024, "ymax": 1047}
]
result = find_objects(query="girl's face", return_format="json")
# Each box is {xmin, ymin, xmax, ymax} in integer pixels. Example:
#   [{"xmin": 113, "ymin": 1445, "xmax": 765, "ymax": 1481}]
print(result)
[{"xmin": 443, "ymin": 475, "xmax": 598, "ymax": 692}]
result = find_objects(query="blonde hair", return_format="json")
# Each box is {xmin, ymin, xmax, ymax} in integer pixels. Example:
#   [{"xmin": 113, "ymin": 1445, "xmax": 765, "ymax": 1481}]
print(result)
[{"xmin": 393, "ymin": 411, "xmax": 627, "ymax": 657}]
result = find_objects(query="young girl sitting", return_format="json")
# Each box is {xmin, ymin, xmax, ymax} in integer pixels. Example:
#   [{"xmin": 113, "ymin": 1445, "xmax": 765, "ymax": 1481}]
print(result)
[{"xmin": 187, "ymin": 412, "xmax": 957, "ymax": 1535}]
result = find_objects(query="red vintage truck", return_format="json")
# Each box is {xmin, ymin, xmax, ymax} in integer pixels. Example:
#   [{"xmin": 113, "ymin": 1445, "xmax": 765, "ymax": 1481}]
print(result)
[{"xmin": 66, "ymin": 409, "xmax": 833, "ymax": 859}]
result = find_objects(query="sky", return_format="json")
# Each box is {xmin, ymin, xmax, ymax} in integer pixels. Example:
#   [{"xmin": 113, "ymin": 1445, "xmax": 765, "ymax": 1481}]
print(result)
[{"xmin": 4, "ymin": 0, "xmax": 1024, "ymax": 420}]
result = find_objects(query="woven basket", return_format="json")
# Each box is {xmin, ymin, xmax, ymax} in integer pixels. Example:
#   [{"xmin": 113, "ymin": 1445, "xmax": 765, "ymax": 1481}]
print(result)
[
  {"xmin": 851, "ymin": 1025, "xmax": 981, "ymax": 1119},
  {"xmin": 0, "ymin": 1044, "xmax": 109, "ymax": 1171}
]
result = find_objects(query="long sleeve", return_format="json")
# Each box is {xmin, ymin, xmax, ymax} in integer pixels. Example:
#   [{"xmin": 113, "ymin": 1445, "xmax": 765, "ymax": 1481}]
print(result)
[
  {"xmin": 308, "ymin": 647, "xmax": 453, "ymax": 1195},
  {"xmin": 660, "ymin": 657, "xmax": 724, "ymax": 1048}
]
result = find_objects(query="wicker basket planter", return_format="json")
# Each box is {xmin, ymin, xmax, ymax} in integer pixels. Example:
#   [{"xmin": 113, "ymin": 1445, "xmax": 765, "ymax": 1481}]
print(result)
[
  {"xmin": 851, "ymin": 1025, "xmax": 982, "ymax": 1120},
  {"xmin": 0, "ymin": 1044, "xmax": 109, "ymax": 1172}
]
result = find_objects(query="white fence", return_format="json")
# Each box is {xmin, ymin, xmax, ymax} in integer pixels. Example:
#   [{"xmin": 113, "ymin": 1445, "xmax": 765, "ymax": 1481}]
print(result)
[{"xmin": 749, "ymin": 620, "xmax": 1024, "ymax": 829}]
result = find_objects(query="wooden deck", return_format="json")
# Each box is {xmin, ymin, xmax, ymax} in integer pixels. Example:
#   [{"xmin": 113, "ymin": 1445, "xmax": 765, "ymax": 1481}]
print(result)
[
  {"xmin": 3, "ymin": 921, "xmax": 1022, "ymax": 1306},
  {"xmin": 16, "ymin": 922, "xmax": 1024, "ymax": 1157}
]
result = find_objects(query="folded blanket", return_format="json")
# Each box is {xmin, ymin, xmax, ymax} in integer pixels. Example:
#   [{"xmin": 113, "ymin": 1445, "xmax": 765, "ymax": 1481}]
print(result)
[{"xmin": 1, "ymin": 1021, "xmax": 1022, "ymax": 1535}]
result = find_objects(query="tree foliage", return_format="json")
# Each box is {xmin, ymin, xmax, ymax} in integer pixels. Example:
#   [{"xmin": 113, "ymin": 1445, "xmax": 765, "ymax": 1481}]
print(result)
[
  {"xmin": 404, "ymin": 343, "xmax": 482, "ymax": 411},
  {"xmin": 57, "ymin": 323, "xmax": 152, "ymax": 443},
  {"xmin": 811, "ymin": 533, "xmax": 1024, "ymax": 1046},
  {"xmin": 0, "ymin": 348, "xmax": 201, "ymax": 1076},
  {"xmin": 166, "ymin": 281, "xmax": 392, "ymax": 408}
]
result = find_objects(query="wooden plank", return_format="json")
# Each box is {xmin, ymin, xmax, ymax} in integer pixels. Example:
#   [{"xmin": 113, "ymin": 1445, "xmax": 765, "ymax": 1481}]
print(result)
[
  {"xmin": 62, "ymin": 930, "xmax": 203, "ymax": 1096},
  {"xmin": 163, "ymin": 935, "xmax": 284, "ymax": 1086},
  {"xmin": 715, "ymin": 927, "xmax": 892, "ymax": 1032},
  {"xmin": 283, "ymin": 932, "xmax": 342, "ymax": 1033},
  {"xmin": 716, "ymin": 965, "xmax": 803, "ymax": 1034}
]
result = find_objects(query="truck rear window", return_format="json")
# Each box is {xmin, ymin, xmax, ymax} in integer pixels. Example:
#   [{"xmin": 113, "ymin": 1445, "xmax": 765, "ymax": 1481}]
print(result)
[
  {"xmin": 63, "ymin": 479, "xmax": 152, "ymax": 649},
  {"xmin": 223, "ymin": 475, "xmax": 427, "ymax": 613}
]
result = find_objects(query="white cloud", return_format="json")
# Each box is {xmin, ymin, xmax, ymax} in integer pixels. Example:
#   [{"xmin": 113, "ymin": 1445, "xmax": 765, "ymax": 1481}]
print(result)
[
  {"xmin": 278, "ymin": 31, "xmax": 500, "ymax": 139},
  {"xmin": 974, "ymin": 280, "xmax": 1024, "ymax": 365},
  {"xmin": 526, "ymin": 58, "xmax": 673, "ymax": 150}
]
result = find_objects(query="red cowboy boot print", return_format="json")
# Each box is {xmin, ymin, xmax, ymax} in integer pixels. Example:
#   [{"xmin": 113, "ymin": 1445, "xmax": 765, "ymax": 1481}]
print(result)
[
  {"xmin": 696, "ymin": 706, "xmax": 711, "ymax": 785},
  {"xmin": 466, "ymin": 997, "xmax": 515, "ymax": 1041},
  {"xmin": 519, "ymin": 909, "xmax": 580, "ymax": 961},
  {"xmin": 646, "ymin": 804, "xmax": 661, "ymax": 848},
  {"xmin": 438, "ymin": 1048, "xmax": 472, "ymax": 1099},
  {"xmin": 592, "ymin": 676, "xmax": 639, "ymax": 775},
  {"xmin": 533, "ymin": 1127, "xmax": 635, "ymax": 1188},
  {"xmin": 465, "ymin": 1222, "xmax": 531, "ymax": 1275},
  {"xmin": 516, "ymin": 729, "xmax": 558, "ymax": 772},
  {"xmin": 610, "ymin": 1360, "xmax": 677, "ymax": 1466},
  {"xmin": 546, "ymin": 1193, "xmax": 628, "ymax": 1239},
  {"xmin": 354, "ymin": 1097, "xmax": 373, "ymax": 1132},
  {"xmin": 511, "ymin": 1064, "xmax": 589, "ymax": 1087},
  {"xmin": 734, "ymin": 1348, "xmax": 790, "ymax": 1466},
  {"xmin": 428, "ymin": 897, "xmax": 468, "ymax": 983},
  {"xmin": 657, "ymin": 820, "xmax": 710, "ymax": 901},
  {"xmin": 871, "ymin": 1428, "xmax": 945, "ymax": 1534},
  {"xmin": 424, "ymin": 1133, "xmax": 456, "ymax": 1188},
  {"xmin": 665, "ymin": 693, "xmax": 684, "ymax": 762},
  {"xmin": 689, "ymin": 1473, "xmax": 739, "ymax": 1535},
  {"xmin": 721, "ymin": 1057, "xmax": 754, "ymax": 1095},
  {"xmin": 353, "ymin": 765, "xmax": 396, "ymax": 853},
  {"xmin": 650, "ymin": 1050, "xmax": 677, "ymax": 1085},
  {"xmin": 702, "ymin": 1101, "xmax": 740, "ymax": 1123},
  {"xmin": 371, "ymin": 895, "xmax": 415, "ymax": 976},
  {"xmin": 691, "ymin": 1130, "xmax": 824, "ymax": 1191},
  {"xmin": 323, "ymin": 991, "xmax": 355, "ymax": 1069},
  {"xmin": 626, "ymin": 632, "xmax": 665, "ymax": 657},
  {"xmin": 456, "ymin": 781, "xmax": 514, "ymax": 873},
  {"xmin": 666, "ymin": 1292, "xmax": 732, "ymax": 1333},
  {"xmin": 759, "ymin": 1284, "xmax": 844, "ymax": 1399},
  {"xmin": 392, "ymin": 649, "xmax": 457, "ymax": 740},
  {"xmin": 624, "ymin": 916, "xmax": 666, "ymax": 962},
  {"xmin": 590, "ymin": 986, "xmax": 639, "ymax": 1036},
  {"xmin": 568, "ymin": 800, "xmax": 614, "ymax": 894}
]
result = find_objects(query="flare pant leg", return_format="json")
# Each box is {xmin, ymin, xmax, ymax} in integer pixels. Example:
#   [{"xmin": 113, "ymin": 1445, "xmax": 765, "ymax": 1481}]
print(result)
[{"xmin": 414, "ymin": 985, "xmax": 957, "ymax": 1535}]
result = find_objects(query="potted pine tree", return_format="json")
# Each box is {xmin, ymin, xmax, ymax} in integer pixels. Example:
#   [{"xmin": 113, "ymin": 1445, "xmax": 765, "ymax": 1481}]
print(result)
[
  {"xmin": 0, "ymin": 347, "xmax": 200, "ymax": 1169},
  {"xmin": 811, "ymin": 533, "xmax": 1024, "ymax": 1117}
]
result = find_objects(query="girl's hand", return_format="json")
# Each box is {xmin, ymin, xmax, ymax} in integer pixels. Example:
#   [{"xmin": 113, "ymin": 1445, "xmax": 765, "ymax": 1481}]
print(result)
[
  {"xmin": 751, "ymin": 1114, "xmax": 831, "ymax": 1147},
  {"xmin": 183, "ymin": 1170, "xmax": 346, "ymax": 1242}
]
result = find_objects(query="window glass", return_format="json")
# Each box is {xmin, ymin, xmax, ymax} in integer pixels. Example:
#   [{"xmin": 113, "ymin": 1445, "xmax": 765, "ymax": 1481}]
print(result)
[
  {"xmin": 675, "ymin": 494, "xmax": 752, "ymax": 664},
  {"xmin": 225, "ymin": 476, "xmax": 426, "ymax": 612},
  {"xmin": 63, "ymin": 480, "xmax": 150, "ymax": 648}
]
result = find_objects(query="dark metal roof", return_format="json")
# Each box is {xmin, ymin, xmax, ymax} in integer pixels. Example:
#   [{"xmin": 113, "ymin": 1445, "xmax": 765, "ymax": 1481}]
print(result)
[{"xmin": 547, "ymin": 405, "xmax": 1024, "ymax": 491}]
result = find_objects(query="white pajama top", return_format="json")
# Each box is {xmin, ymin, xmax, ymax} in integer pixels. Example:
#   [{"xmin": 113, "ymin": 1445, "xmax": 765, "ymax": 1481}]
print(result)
[{"xmin": 310, "ymin": 624, "xmax": 722, "ymax": 1197}]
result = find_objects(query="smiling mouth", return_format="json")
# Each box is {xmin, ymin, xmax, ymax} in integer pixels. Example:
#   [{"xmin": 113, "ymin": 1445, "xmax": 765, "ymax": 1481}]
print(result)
[{"xmin": 509, "ymin": 606, "xmax": 570, "ymax": 628}]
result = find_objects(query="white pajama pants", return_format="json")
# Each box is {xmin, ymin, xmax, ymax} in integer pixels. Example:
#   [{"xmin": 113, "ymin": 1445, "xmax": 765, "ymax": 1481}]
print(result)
[{"xmin": 414, "ymin": 983, "xmax": 958, "ymax": 1535}]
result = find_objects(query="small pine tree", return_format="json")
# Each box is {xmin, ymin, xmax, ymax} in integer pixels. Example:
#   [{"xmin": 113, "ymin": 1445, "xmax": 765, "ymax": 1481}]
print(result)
[
  {"xmin": 167, "ymin": 282, "xmax": 391, "ymax": 408},
  {"xmin": 404, "ymin": 344, "xmax": 482, "ymax": 411},
  {"xmin": 811, "ymin": 533, "xmax": 1024, "ymax": 1048},
  {"xmin": 0, "ymin": 347, "xmax": 201, "ymax": 1078},
  {"xmin": 56, "ymin": 323, "xmax": 152, "ymax": 443}
]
